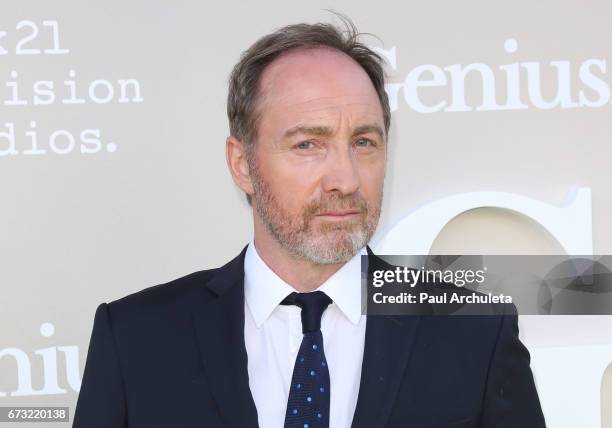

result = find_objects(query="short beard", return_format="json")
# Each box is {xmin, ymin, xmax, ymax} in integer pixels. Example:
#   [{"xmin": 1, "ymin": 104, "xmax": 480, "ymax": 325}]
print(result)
[{"xmin": 249, "ymin": 158, "xmax": 381, "ymax": 265}]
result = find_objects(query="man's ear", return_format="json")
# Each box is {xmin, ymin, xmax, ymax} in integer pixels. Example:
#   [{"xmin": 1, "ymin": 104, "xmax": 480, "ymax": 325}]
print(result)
[{"xmin": 226, "ymin": 135, "xmax": 255, "ymax": 197}]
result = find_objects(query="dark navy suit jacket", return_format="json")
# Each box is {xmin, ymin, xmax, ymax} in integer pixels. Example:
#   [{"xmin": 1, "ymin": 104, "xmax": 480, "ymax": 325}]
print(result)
[{"xmin": 73, "ymin": 245, "xmax": 546, "ymax": 427}]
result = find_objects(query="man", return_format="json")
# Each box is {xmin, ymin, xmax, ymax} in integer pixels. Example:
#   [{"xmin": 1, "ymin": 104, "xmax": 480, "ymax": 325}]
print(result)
[{"xmin": 73, "ymin": 17, "xmax": 546, "ymax": 428}]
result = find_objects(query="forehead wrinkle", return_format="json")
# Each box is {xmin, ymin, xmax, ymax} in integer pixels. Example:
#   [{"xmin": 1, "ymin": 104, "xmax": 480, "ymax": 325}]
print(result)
[
  {"xmin": 267, "ymin": 98, "xmax": 382, "ymax": 121},
  {"xmin": 271, "ymin": 93, "xmax": 377, "ymax": 108},
  {"xmin": 290, "ymin": 103, "xmax": 381, "ymax": 116},
  {"xmin": 280, "ymin": 104, "xmax": 383, "ymax": 134}
]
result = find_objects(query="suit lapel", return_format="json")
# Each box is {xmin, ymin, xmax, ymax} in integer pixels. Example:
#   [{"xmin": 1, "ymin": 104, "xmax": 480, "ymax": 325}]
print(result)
[
  {"xmin": 192, "ymin": 246, "xmax": 259, "ymax": 428},
  {"xmin": 351, "ymin": 247, "xmax": 422, "ymax": 428}
]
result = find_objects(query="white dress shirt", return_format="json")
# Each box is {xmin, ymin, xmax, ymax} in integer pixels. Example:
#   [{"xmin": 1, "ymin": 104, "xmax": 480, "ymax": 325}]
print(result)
[{"xmin": 244, "ymin": 241, "xmax": 367, "ymax": 428}]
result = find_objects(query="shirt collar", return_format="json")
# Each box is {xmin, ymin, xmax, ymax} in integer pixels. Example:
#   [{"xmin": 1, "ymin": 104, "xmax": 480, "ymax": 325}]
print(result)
[{"xmin": 243, "ymin": 241, "xmax": 366, "ymax": 327}]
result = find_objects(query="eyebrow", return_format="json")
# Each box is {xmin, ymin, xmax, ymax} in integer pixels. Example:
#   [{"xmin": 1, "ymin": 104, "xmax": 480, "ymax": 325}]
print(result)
[
  {"xmin": 353, "ymin": 124, "xmax": 385, "ymax": 141},
  {"xmin": 283, "ymin": 124, "xmax": 385, "ymax": 141}
]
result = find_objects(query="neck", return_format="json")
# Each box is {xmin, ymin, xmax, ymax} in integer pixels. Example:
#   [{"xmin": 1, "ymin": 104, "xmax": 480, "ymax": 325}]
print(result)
[{"xmin": 252, "ymin": 216, "xmax": 350, "ymax": 292}]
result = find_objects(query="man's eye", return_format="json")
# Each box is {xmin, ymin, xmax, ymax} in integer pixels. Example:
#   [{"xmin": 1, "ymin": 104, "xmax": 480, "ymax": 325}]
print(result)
[
  {"xmin": 295, "ymin": 141, "xmax": 314, "ymax": 149},
  {"xmin": 355, "ymin": 138, "xmax": 374, "ymax": 147}
]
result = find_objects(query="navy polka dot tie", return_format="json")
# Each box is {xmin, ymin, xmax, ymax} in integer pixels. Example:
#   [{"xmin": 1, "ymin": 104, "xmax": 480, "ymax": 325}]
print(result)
[{"xmin": 281, "ymin": 291, "xmax": 332, "ymax": 428}]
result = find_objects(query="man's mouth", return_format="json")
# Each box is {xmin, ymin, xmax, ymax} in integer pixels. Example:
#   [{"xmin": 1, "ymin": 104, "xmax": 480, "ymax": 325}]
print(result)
[{"xmin": 316, "ymin": 210, "xmax": 361, "ymax": 218}]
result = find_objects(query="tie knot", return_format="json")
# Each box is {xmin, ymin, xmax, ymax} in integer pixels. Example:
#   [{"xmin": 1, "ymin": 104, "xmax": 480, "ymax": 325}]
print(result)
[{"xmin": 281, "ymin": 291, "xmax": 333, "ymax": 333}]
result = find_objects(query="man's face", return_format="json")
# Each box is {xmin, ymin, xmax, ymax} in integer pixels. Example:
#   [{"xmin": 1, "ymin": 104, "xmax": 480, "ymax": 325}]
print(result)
[{"xmin": 250, "ymin": 47, "xmax": 387, "ymax": 264}]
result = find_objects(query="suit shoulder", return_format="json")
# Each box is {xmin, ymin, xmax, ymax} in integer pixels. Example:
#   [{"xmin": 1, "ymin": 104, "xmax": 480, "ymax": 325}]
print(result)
[{"xmin": 106, "ymin": 267, "xmax": 221, "ymax": 318}]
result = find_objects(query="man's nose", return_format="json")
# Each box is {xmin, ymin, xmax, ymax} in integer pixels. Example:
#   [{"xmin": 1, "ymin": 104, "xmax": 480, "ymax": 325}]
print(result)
[{"xmin": 321, "ymin": 145, "xmax": 360, "ymax": 195}]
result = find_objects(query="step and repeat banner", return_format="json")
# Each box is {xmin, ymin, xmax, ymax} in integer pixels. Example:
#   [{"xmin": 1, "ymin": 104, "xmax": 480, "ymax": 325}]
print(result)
[{"xmin": 1, "ymin": 1, "xmax": 612, "ymax": 427}]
